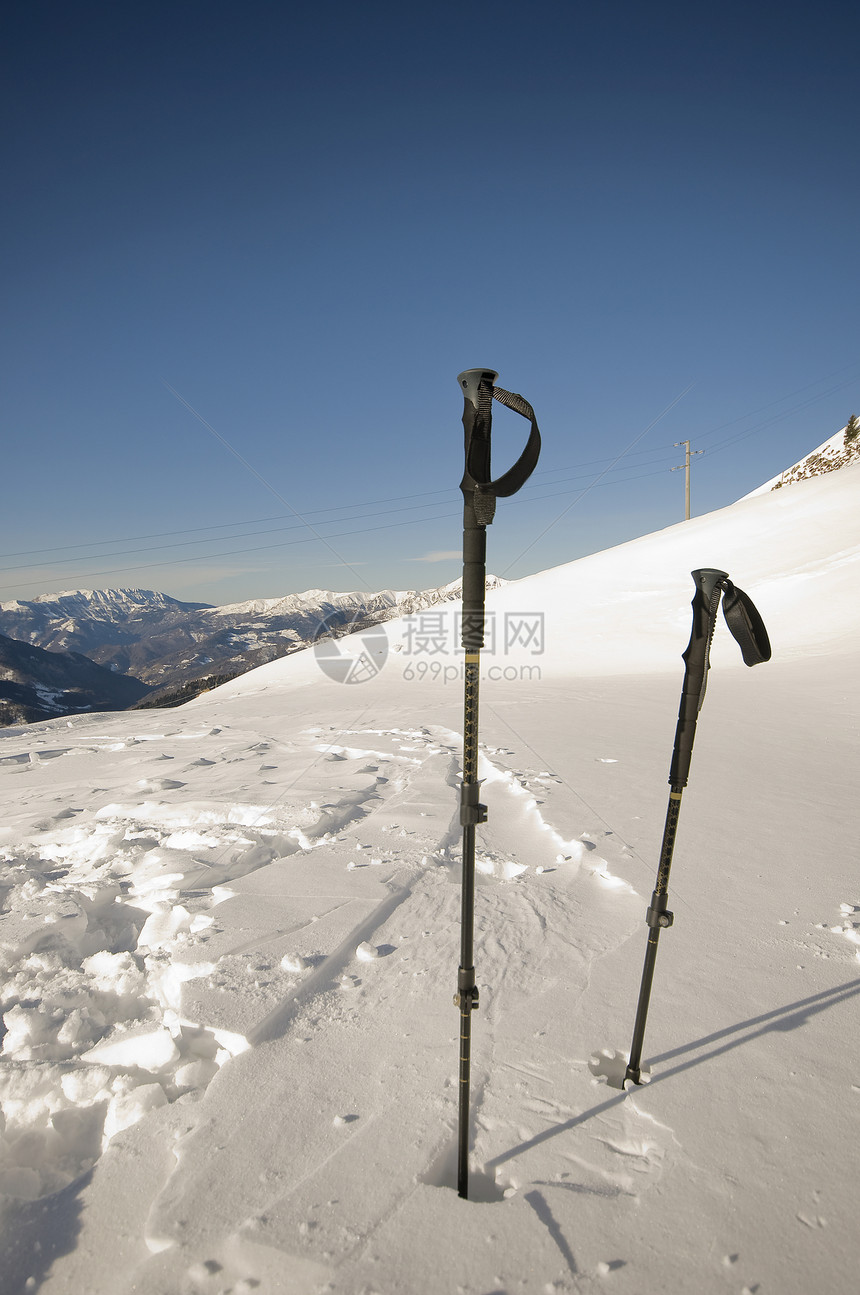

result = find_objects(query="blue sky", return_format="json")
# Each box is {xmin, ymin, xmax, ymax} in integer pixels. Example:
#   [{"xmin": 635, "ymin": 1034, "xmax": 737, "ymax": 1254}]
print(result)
[{"xmin": 2, "ymin": 1, "xmax": 858, "ymax": 606}]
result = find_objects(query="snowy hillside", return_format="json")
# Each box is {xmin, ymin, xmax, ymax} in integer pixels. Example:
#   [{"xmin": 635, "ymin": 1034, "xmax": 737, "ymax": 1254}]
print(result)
[
  {"xmin": 744, "ymin": 420, "xmax": 860, "ymax": 495},
  {"xmin": 0, "ymin": 633, "xmax": 150, "ymax": 725},
  {"xmin": 221, "ymin": 460, "xmax": 860, "ymax": 698},
  {"xmin": 0, "ymin": 465, "xmax": 858, "ymax": 1295}
]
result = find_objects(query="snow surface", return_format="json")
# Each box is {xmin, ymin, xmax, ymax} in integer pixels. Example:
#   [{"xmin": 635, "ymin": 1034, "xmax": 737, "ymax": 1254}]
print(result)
[
  {"xmin": 743, "ymin": 425, "xmax": 860, "ymax": 496},
  {"xmin": 0, "ymin": 465, "xmax": 858, "ymax": 1294}
]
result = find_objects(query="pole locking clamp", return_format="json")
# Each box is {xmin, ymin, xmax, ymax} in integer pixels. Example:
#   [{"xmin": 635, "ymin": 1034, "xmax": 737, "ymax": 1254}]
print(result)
[
  {"xmin": 460, "ymin": 782, "xmax": 488, "ymax": 826},
  {"xmin": 455, "ymin": 968, "xmax": 480, "ymax": 1011},
  {"xmin": 646, "ymin": 906, "xmax": 674, "ymax": 929}
]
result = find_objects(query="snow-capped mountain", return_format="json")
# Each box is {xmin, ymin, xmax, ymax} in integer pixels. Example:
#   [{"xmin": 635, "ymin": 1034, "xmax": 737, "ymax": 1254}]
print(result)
[
  {"xmin": 0, "ymin": 579, "xmax": 506, "ymax": 714},
  {"xmin": 0, "ymin": 589, "xmax": 211, "ymax": 663}
]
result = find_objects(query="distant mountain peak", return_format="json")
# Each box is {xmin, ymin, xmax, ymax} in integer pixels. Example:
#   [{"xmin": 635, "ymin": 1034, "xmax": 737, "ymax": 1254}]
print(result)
[{"xmin": 29, "ymin": 587, "xmax": 211, "ymax": 610}]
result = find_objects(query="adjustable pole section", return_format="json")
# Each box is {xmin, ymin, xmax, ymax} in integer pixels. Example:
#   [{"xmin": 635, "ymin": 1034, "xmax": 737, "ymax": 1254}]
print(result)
[
  {"xmin": 454, "ymin": 369, "xmax": 540, "ymax": 1199},
  {"xmin": 624, "ymin": 568, "xmax": 771, "ymax": 1087}
]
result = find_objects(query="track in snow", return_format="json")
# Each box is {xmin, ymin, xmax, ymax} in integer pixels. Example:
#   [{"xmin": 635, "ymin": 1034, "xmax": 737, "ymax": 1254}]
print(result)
[{"xmin": 0, "ymin": 710, "xmax": 678, "ymax": 1295}]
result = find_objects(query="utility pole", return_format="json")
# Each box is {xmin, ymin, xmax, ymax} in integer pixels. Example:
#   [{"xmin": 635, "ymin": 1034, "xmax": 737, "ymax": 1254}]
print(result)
[{"xmin": 672, "ymin": 440, "xmax": 703, "ymax": 520}]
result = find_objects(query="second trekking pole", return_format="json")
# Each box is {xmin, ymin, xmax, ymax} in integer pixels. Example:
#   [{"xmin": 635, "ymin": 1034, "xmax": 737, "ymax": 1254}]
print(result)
[
  {"xmin": 624, "ymin": 567, "xmax": 772, "ymax": 1088},
  {"xmin": 455, "ymin": 369, "xmax": 541, "ymax": 1199}
]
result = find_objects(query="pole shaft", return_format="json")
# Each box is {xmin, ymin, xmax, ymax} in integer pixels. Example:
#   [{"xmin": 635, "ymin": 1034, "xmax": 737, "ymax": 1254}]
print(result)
[
  {"xmin": 460, "ymin": 659, "xmax": 481, "ymax": 970},
  {"xmin": 457, "ymin": 654, "xmax": 482, "ymax": 1197},
  {"xmin": 625, "ymin": 788, "xmax": 683, "ymax": 1084},
  {"xmin": 457, "ymin": 443, "xmax": 485, "ymax": 1199}
]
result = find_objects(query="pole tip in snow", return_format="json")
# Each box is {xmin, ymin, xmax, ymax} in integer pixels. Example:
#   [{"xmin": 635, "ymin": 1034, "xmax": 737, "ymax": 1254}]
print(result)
[{"xmin": 457, "ymin": 369, "xmax": 499, "ymax": 408}]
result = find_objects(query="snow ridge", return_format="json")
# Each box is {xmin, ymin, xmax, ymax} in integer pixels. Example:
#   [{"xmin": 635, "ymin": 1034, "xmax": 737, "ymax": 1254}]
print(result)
[{"xmin": 744, "ymin": 422, "xmax": 860, "ymax": 496}]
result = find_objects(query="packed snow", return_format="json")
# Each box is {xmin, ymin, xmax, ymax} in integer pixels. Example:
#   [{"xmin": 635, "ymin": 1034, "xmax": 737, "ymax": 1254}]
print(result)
[{"xmin": 0, "ymin": 464, "xmax": 858, "ymax": 1294}]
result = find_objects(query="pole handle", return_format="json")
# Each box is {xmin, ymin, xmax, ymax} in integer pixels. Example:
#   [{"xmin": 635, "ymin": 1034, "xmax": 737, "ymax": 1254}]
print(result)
[
  {"xmin": 457, "ymin": 369, "xmax": 541, "ymax": 514},
  {"xmin": 669, "ymin": 568, "xmax": 772, "ymax": 787},
  {"xmin": 669, "ymin": 569, "xmax": 726, "ymax": 786},
  {"xmin": 458, "ymin": 368, "xmax": 499, "ymax": 409}
]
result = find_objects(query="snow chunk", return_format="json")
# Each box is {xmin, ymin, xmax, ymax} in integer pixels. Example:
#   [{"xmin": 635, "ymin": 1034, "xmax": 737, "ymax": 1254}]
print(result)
[
  {"xmin": 476, "ymin": 857, "xmax": 528, "ymax": 881},
  {"xmin": 103, "ymin": 1082, "xmax": 168, "ymax": 1147},
  {"xmin": 81, "ymin": 1026, "xmax": 180, "ymax": 1072},
  {"xmin": 60, "ymin": 1066, "xmax": 113, "ymax": 1105},
  {"xmin": 137, "ymin": 905, "xmax": 193, "ymax": 950}
]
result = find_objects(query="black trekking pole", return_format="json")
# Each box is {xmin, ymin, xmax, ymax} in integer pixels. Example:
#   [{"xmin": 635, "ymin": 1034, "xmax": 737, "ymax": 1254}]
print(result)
[
  {"xmin": 624, "ymin": 568, "xmax": 771, "ymax": 1088},
  {"xmin": 455, "ymin": 369, "xmax": 541, "ymax": 1199}
]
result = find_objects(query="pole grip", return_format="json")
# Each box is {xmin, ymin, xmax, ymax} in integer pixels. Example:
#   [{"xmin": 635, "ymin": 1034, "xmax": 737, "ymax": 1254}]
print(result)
[
  {"xmin": 459, "ymin": 370, "xmax": 495, "ymax": 652},
  {"xmin": 458, "ymin": 368, "xmax": 499, "ymax": 410},
  {"xmin": 668, "ymin": 569, "xmax": 727, "ymax": 787}
]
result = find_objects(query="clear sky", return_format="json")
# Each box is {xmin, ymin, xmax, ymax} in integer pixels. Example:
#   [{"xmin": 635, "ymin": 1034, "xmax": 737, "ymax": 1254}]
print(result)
[{"xmin": 2, "ymin": 0, "xmax": 858, "ymax": 607}]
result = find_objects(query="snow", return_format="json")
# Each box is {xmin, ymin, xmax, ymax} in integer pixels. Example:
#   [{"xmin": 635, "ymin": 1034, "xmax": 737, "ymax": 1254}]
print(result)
[
  {"xmin": 743, "ymin": 425, "xmax": 859, "ymax": 496},
  {"xmin": 0, "ymin": 465, "xmax": 858, "ymax": 1294},
  {"xmin": 24, "ymin": 589, "xmax": 182, "ymax": 611}
]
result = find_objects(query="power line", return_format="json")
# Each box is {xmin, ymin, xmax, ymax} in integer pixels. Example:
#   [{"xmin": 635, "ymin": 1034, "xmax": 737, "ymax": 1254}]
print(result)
[
  {"xmin": 0, "ymin": 460, "xmax": 678, "ymax": 576},
  {"xmin": 0, "ymin": 463, "xmax": 680, "ymax": 593},
  {"xmin": 3, "ymin": 364, "xmax": 856, "ymax": 596},
  {"xmin": 500, "ymin": 382, "xmax": 695, "ymax": 575},
  {"xmin": 0, "ymin": 461, "xmax": 683, "ymax": 593},
  {"xmin": 0, "ymin": 509, "xmax": 464, "ymax": 595},
  {"xmin": 0, "ymin": 459, "xmax": 692, "ymax": 589},
  {"xmin": 0, "ymin": 450, "xmax": 678, "ymax": 563},
  {"xmin": 7, "ymin": 362, "xmax": 854, "ymax": 565},
  {"xmin": 162, "ymin": 381, "xmax": 372, "ymax": 592},
  {"xmin": 0, "ymin": 497, "xmax": 461, "ymax": 574},
  {"xmin": 703, "ymin": 374, "xmax": 859, "ymax": 457},
  {"xmin": 691, "ymin": 361, "xmax": 860, "ymax": 448},
  {"xmin": 0, "ymin": 492, "xmax": 455, "ymax": 560}
]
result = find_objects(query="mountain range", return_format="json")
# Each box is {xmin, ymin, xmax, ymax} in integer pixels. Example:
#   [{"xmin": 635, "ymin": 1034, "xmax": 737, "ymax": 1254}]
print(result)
[{"xmin": 0, "ymin": 579, "xmax": 504, "ymax": 722}]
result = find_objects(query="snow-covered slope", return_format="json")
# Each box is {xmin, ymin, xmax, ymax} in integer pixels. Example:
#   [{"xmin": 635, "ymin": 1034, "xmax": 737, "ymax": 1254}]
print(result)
[
  {"xmin": 0, "ymin": 465, "xmax": 857, "ymax": 1295},
  {"xmin": 218, "ymin": 459, "xmax": 860, "ymax": 704}
]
